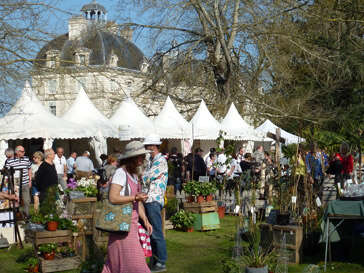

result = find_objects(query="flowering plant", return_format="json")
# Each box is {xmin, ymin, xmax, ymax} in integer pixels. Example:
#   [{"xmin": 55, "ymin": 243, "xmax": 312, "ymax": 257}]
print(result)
[{"xmin": 67, "ymin": 177, "xmax": 97, "ymax": 197}]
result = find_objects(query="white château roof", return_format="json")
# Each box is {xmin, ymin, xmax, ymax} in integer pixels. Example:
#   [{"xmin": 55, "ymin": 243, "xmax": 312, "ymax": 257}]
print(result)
[
  {"xmin": 190, "ymin": 100, "xmax": 221, "ymax": 140},
  {"xmin": 110, "ymin": 97, "xmax": 155, "ymax": 140},
  {"xmin": 62, "ymin": 86, "xmax": 118, "ymax": 138},
  {"xmin": 0, "ymin": 82, "xmax": 92, "ymax": 140},
  {"xmin": 221, "ymin": 103, "xmax": 265, "ymax": 141},
  {"xmin": 153, "ymin": 97, "xmax": 192, "ymax": 139}
]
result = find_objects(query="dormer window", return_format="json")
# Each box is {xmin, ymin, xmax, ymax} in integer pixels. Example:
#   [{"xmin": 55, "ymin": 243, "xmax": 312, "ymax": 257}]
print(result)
[
  {"xmin": 79, "ymin": 54, "xmax": 86, "ymax": 65},
  {"xmin": 108, "ymin": 52, "xmax": 118, "ymax": 67},
  {"xmin": 46, "ymin": 50, "xmax": 60, "ymax": 68},
  {"xmin": 74, "ymin": 48, "xmax": 91, "ymax": 66}
]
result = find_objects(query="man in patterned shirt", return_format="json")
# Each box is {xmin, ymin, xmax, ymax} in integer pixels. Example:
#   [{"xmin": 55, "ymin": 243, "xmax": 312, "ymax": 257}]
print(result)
[
  {"xmin": 5, "ymin": 146, "xmax": 32, "ymax": 217},
  {"xmin": 143, "ymin": 134, "xmax": 168, "ymax": 272}
]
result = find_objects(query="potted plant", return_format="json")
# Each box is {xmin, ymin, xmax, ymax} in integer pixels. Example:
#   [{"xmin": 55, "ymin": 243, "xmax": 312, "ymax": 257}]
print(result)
[
  {"xmin": 44, "ymin": 214, "xmax": 59, "ymax": 231},
  {"xmin": 170, "ymin": 210, "xmax": 195, "ymax": 232},
  {"xmin": 26, "ymin": 257, "xmax": 39, "ymax": 273},
  {"xmin": 203, "ymin": 182, "xmax": 216, "ymax": 202},
  {"xmin": 57, "ymin": 246, "xmax": 76, "ymax": 257},
  {"xmin": 58, "ymin": 218, "xmax": 78, "ymax": 232},
  {"xmin": 183, "ymin": 182, "xmax": 195, "ymax": 202},
  {"xmin": 191, "ymin": 182, "xmax": 204, "ymax": 203},
  {"xmin": 30, "ymin": 213, "xmax": 44, "ymax": 225},
  {"xmin": 38, "ymin": 243, "xmax": 57, "ymax": 260},
  {"xmin": 241, "ymin": 225, "xmax": 276, "ymax": 273}
]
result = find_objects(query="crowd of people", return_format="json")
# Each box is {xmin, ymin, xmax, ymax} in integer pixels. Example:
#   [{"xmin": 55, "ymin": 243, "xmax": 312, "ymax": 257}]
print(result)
[
  {"xmin": 1, "ymin": 134, "xmax": 169, "ymax": 273},
  {"xmin": 0, "ymin": 136, "xmax": 362, "ymax": 272},
  {"xmin": 1, "ymin": 146, "xmax": 95, "ymax": 217}
]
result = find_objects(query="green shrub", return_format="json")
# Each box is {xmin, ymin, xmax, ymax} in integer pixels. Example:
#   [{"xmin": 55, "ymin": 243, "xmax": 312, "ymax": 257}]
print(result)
[
  {"xmin": 170, "ymin": 210, "xmax": 195, "ymax": 230},
  {"xmin": 166, "ymin": 197, "xmax": 178, "ymax": 219}
]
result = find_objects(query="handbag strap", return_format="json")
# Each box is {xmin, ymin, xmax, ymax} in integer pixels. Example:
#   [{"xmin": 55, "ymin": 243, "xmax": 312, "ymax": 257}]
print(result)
[{"xmin": 124, "ymin": 170, "xmax": 130, "ymax": 197}]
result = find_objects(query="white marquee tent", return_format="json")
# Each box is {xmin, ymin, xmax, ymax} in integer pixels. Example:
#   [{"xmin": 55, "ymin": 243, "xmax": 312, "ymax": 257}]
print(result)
[
  {"xmin": 256, "ymin": 119, "xmax": 305, "ymax": 144},
  {"xmin": 0, "ymin": 82, "xmax": 93, "ymax": 165},
  {"xmin": 221, "ymin": 103, "xmax": 265, "ymax": 141},
  {"xmin": 62, "ymin": 87, "xmax": 118, "ymax": 138},
  {"xmin": 62, "ymin": 87, "xmax": 118, "ymax": 163},
  {"xmin": 190, "ymin": 100, "xmax": 221, "ymax": 140},
  {"xmin": 153, "ymin": 97, "xmax": 192, "ymax": 139},
  {"xmin": 110, "ymin": 97, "xmax": 155, "ymax": 140}
]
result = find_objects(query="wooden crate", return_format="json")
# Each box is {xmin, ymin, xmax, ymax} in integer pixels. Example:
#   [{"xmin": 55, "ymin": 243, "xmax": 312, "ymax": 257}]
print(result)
[
  {"xmin": 67, "ymin": 197, "xmax": 97, "ymax": 217},
  {"xmin": 40, "ymin": 256, "xmax": 81, "ymax": 273},
  {"xmin": 184, "ymin": 201, "xmax": 217, "ymax": 214},
  {"xmin": 192, "ymin": 212, "xmax": 220, "ymax": 231},
  {"xmin": 72, "ymin": 215, "xmax": 93, "ymax": 235},
  {"xmin": 272, "ymin": 225, "xmax": 303, "ymax": 264},
  {"xmin": 26, "ymin": 230, "xmax": 73, "ymax": 246}
]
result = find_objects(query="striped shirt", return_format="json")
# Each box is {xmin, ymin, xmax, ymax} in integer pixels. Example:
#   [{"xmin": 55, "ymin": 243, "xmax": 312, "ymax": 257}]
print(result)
[{"xmin": 5, "ymin": 157, "xmax": 32, "ymax": 185}]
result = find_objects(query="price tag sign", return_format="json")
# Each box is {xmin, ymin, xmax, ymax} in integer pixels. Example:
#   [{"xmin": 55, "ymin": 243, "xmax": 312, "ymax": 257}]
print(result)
[
  {"xmin": 316, "ymin": 197, "xmax": 322, "ymax": 207},
  {"xmin": 291, "ymin": 196, "xmax": 297, "ymax": 204}
]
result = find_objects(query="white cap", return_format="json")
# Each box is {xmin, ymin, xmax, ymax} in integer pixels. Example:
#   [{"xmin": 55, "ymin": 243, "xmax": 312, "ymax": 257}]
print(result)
[{"xmin": 143, "ymin": 134, "xmax": 162, "ymax": 145}]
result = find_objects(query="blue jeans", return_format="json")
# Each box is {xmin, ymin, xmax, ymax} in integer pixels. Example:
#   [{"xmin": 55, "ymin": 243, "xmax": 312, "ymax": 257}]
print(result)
[{"xmin": 144, "ymin": 201, "xmax": 167, "ymax": 265}]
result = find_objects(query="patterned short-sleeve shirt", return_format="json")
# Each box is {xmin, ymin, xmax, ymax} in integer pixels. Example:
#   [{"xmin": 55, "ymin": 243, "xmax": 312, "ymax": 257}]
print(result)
[{"xmin": 142, "ymin": 153, "xmax": 168, "ymax": 206}]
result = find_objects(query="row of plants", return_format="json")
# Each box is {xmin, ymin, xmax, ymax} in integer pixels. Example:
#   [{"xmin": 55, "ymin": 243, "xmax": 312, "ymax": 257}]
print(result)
[
  {"xmin": 30, "ymin": 212, "xmax": 77, "ymax": 232},
  {"xmin": 25, "ymin": 244, "xmax": 76, "ymax": 272},
  {"xmin": 66, "ymin": 177, "xmax": 98, "ymax": 197},
  {"xmin": 183, "ymin": 181, "xmax": 217, "ymax": 202}
]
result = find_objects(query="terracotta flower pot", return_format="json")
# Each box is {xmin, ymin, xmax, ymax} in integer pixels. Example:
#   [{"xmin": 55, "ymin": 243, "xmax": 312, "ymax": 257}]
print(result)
[
  {"xmin": 218, "ymin": 206, "xmax": 225, "ymax": 219},
  {"xmin": 47, "ymin": 221, "xmax": 58, "ymax": 231},
  {"xmin": 186, "ymin": 227, "xmax": 194, "ymax": 232},
  {"xmin": 44, "ymin": 252, "xmax": 55, "ymax": 260},
  {"xmin": 197, "ymin": 195, "xmax": 205, "ymax": 203},
  {"xmin": 206, "ymin": 195, "xmax": 213, "ymax": 202},
  {"xmin": 187, "ymin": 196, "xmax": 194, "ymax": 203},
  {"xmin": 28, "ymin": 265, "xmax": 39, "ymax": 273}
]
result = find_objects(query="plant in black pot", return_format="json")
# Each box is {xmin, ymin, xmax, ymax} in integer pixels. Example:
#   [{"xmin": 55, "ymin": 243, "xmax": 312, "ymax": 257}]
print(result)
[
  {"xmin": 241, "ymin": 224, "xmax": 276, "ymax": 273},
  {"xmin": 170, "ymin": 210, "xmax": 195, "ymax": 232}
]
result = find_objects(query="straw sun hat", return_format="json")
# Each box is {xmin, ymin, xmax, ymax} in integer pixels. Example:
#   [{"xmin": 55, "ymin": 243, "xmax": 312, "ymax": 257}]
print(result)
[{"xmin": 120, "ymin": 141, "xmax": 149, "ymax": 160}]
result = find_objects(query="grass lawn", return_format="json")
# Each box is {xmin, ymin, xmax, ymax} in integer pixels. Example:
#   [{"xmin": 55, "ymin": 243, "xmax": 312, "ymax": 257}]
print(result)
[{"xmin": 1, "ymin": 216, "xmax": 364, "ymax": 272}]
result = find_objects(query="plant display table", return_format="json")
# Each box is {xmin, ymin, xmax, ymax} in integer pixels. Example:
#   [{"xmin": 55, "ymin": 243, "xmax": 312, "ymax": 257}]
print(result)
[
  {"xmin": 39, "ymin": 256, "xmax": 81, "ymax": 273},
  {"xmin": 26, "ymin": 230, "xmax": 73, "ymax": 247},
  {"xmin": 25, "ymin": 230, "xmax": 81, "ymax": 272},
  {"xmin": 192, "ymin": 212, "xmax": 220, "ymax": 231},
  {"xmin": 259, "ymin": 223, "xmax": 302, "ymax": 264},
  {"xmin": 184, "ymin": 201, "xmax": 217, "ymax": 214}
]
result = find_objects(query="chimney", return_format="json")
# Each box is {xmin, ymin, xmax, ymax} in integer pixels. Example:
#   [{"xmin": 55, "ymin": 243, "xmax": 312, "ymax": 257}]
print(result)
[
  {"xmin": 68, "ymin": 16, "xmax": 88, "ymax": 40},
  {"xmin": 120, "ymin": 26, "xmax": 133, "ymax": 41}
]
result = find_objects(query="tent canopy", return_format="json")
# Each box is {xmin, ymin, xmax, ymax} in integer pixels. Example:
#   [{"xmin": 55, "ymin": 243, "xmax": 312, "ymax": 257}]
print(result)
[
  {"xmin": 0, "ymin": 81, "xmax": 91, "ymax": 140},
  {"xmin": 256, "ymin": 119, "xmax": 305, "ymax": 144},
  {"xmin": 153, "ymin": 97, "xmax": 191, "ymax": 139},
  {"xmin": 110, "ymin": 97, "xmax": 155, "ymax": 140},
  {"xmin": 221, "ymin": 103, "xmax": 265, "ymax": 141},
  {"xmin": 190, "ymin": 100, "xmax": 221, "ymax": 140},
  {"xmin": 62, "ymin": 87, "xmax": 118, "ymax": 138}
]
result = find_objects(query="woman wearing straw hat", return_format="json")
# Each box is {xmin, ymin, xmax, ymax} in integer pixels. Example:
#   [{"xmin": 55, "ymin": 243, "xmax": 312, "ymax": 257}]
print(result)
[{"xmin": 102, "ymin": 141, "xmax": 153, "ymax": 273}]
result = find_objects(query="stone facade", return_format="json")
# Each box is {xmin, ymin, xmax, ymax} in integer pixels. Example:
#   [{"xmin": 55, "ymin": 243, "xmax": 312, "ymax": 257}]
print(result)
[{"xmin": 32, "ymin": 2, "xmax": 155, "ymax": 118}]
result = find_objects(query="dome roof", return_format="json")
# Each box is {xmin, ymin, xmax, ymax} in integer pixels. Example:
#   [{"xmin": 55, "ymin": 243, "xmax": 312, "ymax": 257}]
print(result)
[
  {"xmin": 35, "ymin": 28, "xmax": 144, "ymax": 70},
  {"xmin": 81, "ymin": 1, "xmax": 106, "ymax": 13}
]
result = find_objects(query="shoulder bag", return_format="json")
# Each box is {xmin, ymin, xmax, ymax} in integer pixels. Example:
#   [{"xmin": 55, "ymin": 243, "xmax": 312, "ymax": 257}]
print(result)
[{"xmin": 95, "ymin": 172, "xmax": 133, "ymax": 233}]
